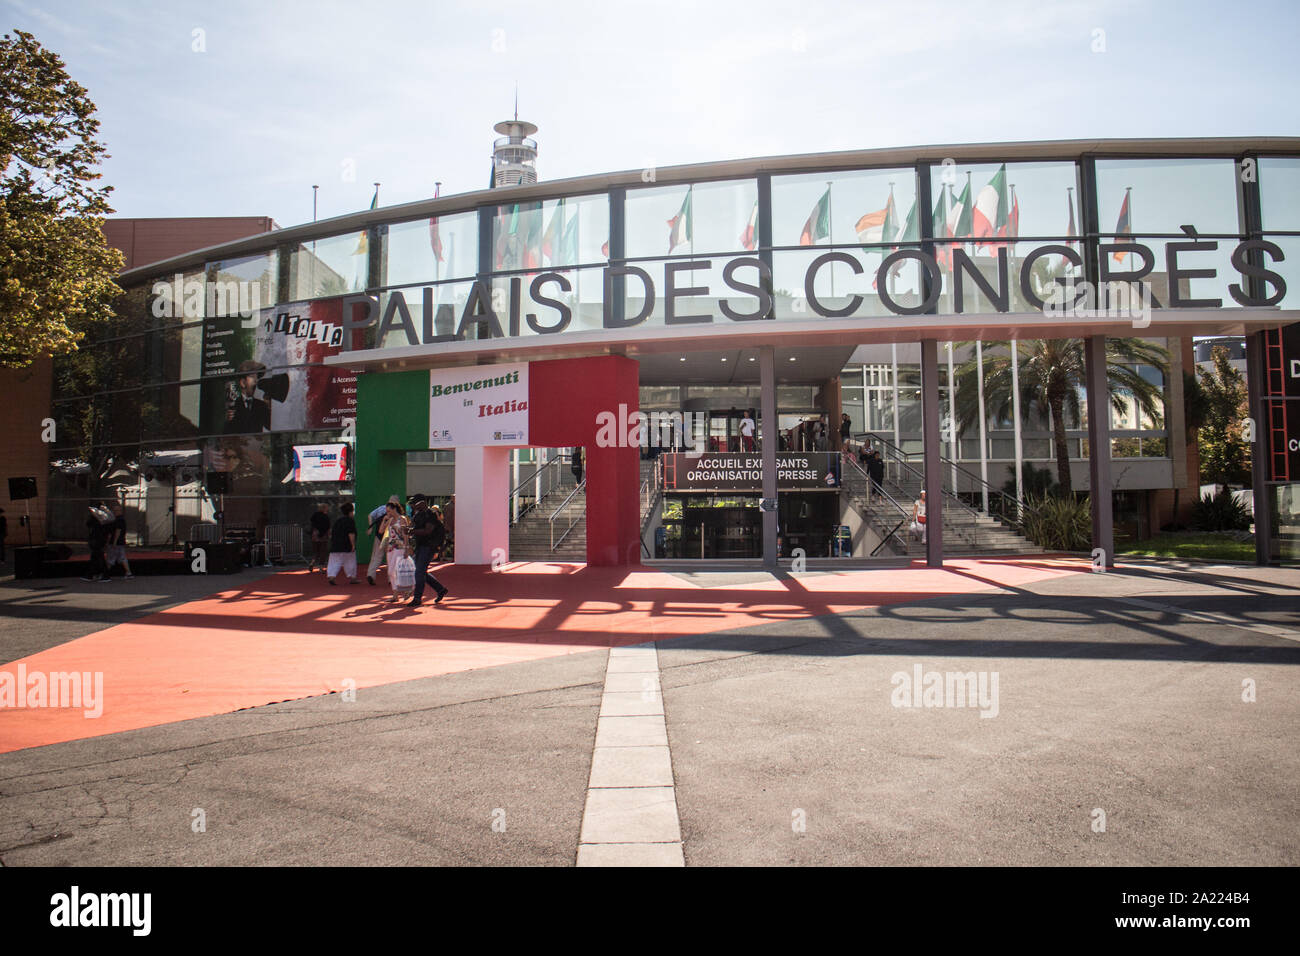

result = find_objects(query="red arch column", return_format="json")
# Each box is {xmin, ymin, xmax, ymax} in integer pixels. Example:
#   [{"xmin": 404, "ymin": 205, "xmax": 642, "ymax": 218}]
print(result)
[{"xmin": 528, "ymin": 356, "xmax": 641, "ymax": 567}]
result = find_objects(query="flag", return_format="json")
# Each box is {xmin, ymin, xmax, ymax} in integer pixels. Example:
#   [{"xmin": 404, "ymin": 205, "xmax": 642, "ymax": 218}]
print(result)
[
  {"xmin": 667, "ymin": 189, "xmax": 693, "ymax": 253},
  {"xmin": 429, "ymin": 183, "xmax": 443, "ymax": 263},
  {"xmin": 561, "ymin": 207, "xmax": 580, "ymax": 263},
  {"xmin": 1005, "ymin": 186, "xmax": 1019, "ymax": 241},
  {"xmin": 854, "ymin": 206, "xmax": 889, "ymax": 243},
  {"xmin": 800, "ymin": 188, "xmax": 831, "ymax": 245},
  {"xmin": 1113, "ymin": 188, "xmax": 1132, "ymax": 262},
  {"xmin": 495, "ymin": 204, "xmax": 521, "ymax": 269},
  {"xmin": 601, "ymin": 239, "xmax": 609, "ymax": 257},
  {"xmin": 740, "ymin": 198, "xmax": 758, "ymax": 251},
  {"xmin": 972, "ymin": 164, "xmax": 1009, "ymax": 251},
  {"xmin": 884, "ymin": 198, "xmax": 918, "ymax": 284},
  {"xmin": 949, "ymin": 175, "xmax": 973, "ymax": 241},
  {"xmin": 932, "ymin": 186, "xmax": 953, "ymax": 272},
  {"xmin": 542, "ymin": 198, "xmax": 566, "ymax": 261},
  {"xmin": 352, "ymin": 187, "xmax": 379, "ymax": 256}
]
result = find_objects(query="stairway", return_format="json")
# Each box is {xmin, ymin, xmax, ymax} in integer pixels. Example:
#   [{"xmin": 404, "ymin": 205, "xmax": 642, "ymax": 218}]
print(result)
[
  {"xmin": 843, "ymin": 456, "xmax": 1040, "ymax": 556},
  {"xmin": 509, "ymin": 485, "xmax": 587, "ymax": 560}
]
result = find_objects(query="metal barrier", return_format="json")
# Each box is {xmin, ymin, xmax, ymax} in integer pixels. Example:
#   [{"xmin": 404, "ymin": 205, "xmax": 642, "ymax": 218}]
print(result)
[{"xmin": 262, "ymin": 525, "xmax": 305, "ymax": 565}]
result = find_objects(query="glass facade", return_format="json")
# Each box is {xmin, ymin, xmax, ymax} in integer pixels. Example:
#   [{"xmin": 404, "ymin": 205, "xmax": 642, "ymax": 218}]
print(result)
[{"xmin": 56, "ymin": 143, "xmax": 1298, "ymax": 555}]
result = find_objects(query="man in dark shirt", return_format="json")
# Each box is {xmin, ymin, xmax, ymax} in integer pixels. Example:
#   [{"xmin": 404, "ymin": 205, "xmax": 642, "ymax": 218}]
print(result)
[
  {"xmin": 82, "ymin": 510, "xmax": 109, "ymax": 582},
  {"xmin": 308, "ymin": 502, "xmax": 331, "ymax": 572},
  {"xmin": 326, "ymin": 502, "xmax": 358, "ymax": 585},
  {"xmin": 407, "ymin": 495, "xmax": 448, "ymax": 608},
  {"xmin": 868, "ymin": 448, "xmax": 886, "ymax": 493}
]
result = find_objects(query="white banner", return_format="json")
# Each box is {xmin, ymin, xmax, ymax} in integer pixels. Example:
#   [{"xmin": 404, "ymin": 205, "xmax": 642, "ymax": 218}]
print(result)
[{"xmin": 429, "ymin": 362, "xmax": 529, "ymax": 447}]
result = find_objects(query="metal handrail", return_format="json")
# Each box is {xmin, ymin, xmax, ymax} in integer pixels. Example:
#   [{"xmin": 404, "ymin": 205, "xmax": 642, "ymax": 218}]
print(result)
[
  {"xmin": 508, "ymin": 454, "xmax": 575, "ymax": 526},
  {"xmin": 860, "ymin": 432, "xmax": 1026, "ymax": 522},
  {"xmin": 841, "ymin": 455, "xmax": 911, "ymax": 555},
  {"xmin": 549, "ymin": 479, "xmax": 586, "ymax": 551},
  {"xmin": 858, "ymin": 438, "xmax": 986, "ymax": 525}
]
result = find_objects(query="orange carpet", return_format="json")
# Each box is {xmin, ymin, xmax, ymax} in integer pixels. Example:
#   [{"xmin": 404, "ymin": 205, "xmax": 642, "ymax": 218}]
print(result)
[{"xmin": 0, "ymin": 557, "xmax": 1086, "ymax": 753}]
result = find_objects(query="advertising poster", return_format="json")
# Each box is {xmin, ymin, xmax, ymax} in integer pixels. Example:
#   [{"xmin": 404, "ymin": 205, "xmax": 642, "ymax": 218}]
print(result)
[
  {"xmin": 429, "ymin": 362, "xmax": 529, "ymax": 447},
  {"xmin": 201, "ymin": 298, "xmax": 360, "ymax": 435},
  {"xmin": 290, "ymin": 444, "xmax": 349, "ymax": 482}
]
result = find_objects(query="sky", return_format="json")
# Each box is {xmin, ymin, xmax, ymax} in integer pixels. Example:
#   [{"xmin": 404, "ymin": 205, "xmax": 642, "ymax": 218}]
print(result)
[{"xmin": 5, "ymin": 0, "xmax": 1299, "ymax": 230}]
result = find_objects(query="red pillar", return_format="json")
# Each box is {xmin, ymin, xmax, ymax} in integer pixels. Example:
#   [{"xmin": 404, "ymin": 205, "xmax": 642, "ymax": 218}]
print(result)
[{"xmin": 528, "ymin": 356, "xmax": 641, "ymax": 567}]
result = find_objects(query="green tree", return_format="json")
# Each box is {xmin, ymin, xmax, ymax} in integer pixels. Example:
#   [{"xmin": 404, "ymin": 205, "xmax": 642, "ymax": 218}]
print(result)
[
  {"xmin": 955, "ymin": 338, "xmax": 1169, "ymax": 496},
  {"xmin": 0, "ymin": 29, "xmax": 123, "ymax": 367},
  {"xmin": 1194, "ymin": 345, "xmax": 1250, "ymax": 486}
]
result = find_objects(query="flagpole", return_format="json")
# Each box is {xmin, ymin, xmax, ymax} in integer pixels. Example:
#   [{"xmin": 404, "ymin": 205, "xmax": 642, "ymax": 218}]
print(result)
[
  {"xmin": 946, "ymin": 183, "xmax": 956, "ymax": 315},
  {"xmin": 976, "ymin": 340, "xmax": 989, "ymax": 513},
  {"xmin": 434, "ymin": 181, "xmax": 441, "ymax": 285},
  {"xmin": 1012, "ymin": 338, "xmax": 1023, "ymax": 514}
]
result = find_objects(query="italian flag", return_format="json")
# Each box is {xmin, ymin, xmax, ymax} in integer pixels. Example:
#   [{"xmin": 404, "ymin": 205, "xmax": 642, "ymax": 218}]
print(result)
[
  {"xmin": 800, "ymin": 188, "xmax": 831, "ymax": 245},
  {"xmin": 855, "ymin": 205, "xmax": 889, "ymax": 243},
  {"xmin": 948, "ymin": 175, "xmax": 973, "ymax": 241},
  {"xmin": 740, "ymin": 199, "xmax": 758, "ymax": 251},
  {"xmin": 667, "ymin": 189, "xmax": 693, "ymax": 253},
  {"xmin": 972, "ymin": 164, "xmax": 1010, "ymax": 250}
]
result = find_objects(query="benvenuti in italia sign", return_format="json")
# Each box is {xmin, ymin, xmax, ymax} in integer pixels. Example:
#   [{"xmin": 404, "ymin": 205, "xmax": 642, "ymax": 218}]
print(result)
[{"xmin": 429, "ymin": 363, "xmax": 528, "ymax": 447}]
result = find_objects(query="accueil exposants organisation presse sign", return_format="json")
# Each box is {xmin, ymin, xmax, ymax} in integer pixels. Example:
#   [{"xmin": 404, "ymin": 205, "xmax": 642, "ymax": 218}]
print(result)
[{"xmin": 429, "ymin": 362, "xmax": 528, "ymax": 447}]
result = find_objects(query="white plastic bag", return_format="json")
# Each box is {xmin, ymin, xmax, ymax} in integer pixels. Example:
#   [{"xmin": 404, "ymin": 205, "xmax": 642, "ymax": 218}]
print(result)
[{"xmin": 392, "ymin": 553, "xmax": 416, "ymax": 589}]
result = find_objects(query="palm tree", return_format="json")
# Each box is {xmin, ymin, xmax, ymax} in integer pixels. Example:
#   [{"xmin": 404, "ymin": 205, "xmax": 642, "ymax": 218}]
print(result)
[{"xmin": 954, "ymin": 338, "xmax": 1169, "ymax": 496}]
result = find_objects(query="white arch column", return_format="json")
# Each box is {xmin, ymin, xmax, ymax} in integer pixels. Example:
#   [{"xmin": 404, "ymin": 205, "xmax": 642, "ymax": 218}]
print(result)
[{"xmin": 454, "ymin": 446, "xmax": 511, "ymax": 564}]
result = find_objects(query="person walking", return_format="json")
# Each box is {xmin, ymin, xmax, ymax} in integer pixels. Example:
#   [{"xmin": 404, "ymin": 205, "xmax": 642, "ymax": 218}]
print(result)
[
  {"xmin": 365, "ymin": 495, "xmax": 399, "ymax": 585},
  {"xmin": 840, "ymin": 413, "xmax": 852, "ymax": 450},
  {"xmin": 82, "ymin": 507, "xmax": 110, "ymax": 582},
  {"xmin": 570, "ymin": 447, "xmax": 583, "ymax": 485},
  {"xmin": 308, "ymin": 501, "xmax": 331, "ymax": 573},
  {"xmin": 381, "ymin": 500, "xmax": 414, "ymax": 603},
  {"xmin": 407, "ymin": 495, "xmax": 448, "ymax": 608},
  {"xmin": 911, "ymin": 490, "xmax": 928, "ymax": 544},
  {"xmin": 741, "ymin": 409, "xmax": 756, "ymax": 452},
  {"xmin": 868, "ymin": 446, "xmax": 885, "ymax": 498},
  {"xmin": 326, "ymin": 502, "xmax": 359, "ymax": 585},
  {"xmin": 105, "ymin": 503, "xmax": 134, "ymax": 579}
]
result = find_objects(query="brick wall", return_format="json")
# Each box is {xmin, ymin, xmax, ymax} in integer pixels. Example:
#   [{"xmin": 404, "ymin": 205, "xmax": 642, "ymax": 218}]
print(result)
[{"xmin": 0, "ymin": 358, "xmax": 53, "ymax": 547}]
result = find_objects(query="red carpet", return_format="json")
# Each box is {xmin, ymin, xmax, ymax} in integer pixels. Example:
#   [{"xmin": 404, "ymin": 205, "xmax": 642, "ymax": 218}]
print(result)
[{"xmin": 0, "ymin": 558, "xmax": 1086, "ymax": 753}]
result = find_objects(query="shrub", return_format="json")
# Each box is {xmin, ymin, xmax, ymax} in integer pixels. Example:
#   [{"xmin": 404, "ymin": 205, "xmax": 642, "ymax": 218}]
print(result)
[
  {"xmin": 1190, "ymin": 488, "xmax": 1252, "ymax": 532},
  {"xmin": 1016, "ymin": 493, "xmax": 1092, "ymax": 551}
]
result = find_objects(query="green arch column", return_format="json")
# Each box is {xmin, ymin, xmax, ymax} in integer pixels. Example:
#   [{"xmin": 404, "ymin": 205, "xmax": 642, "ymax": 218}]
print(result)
[{"xmin": 354, "ymin": 369, "xmax": 428, "ymax": 562}]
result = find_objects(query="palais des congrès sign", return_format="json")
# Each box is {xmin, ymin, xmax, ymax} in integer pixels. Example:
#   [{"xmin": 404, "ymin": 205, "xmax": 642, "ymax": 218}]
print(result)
[{"xmin": 338, "ymin": 234, "xmax": 1287, "ymax": 349}]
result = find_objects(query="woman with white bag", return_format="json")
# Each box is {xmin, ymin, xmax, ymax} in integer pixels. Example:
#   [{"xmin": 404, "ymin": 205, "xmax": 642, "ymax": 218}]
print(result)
[{"xmin": 381, "ymin": 501, "xmax": 415, "ymax": 603}]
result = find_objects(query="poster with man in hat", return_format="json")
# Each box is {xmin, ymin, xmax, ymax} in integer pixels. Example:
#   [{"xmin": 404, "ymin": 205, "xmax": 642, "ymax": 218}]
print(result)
[{"xmin": 224, "ymin": 359, "xmax": 272, "ymax": 433}]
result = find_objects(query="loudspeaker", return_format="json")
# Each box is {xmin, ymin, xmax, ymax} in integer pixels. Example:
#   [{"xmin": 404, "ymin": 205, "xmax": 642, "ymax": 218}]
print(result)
[
  {"xmin": 14, "ymin": 546, "xmax": 44, "ymax": 579},
  {"xmin": 7, "ymin": 477, "xmax": 37, "ymax": 500}
]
